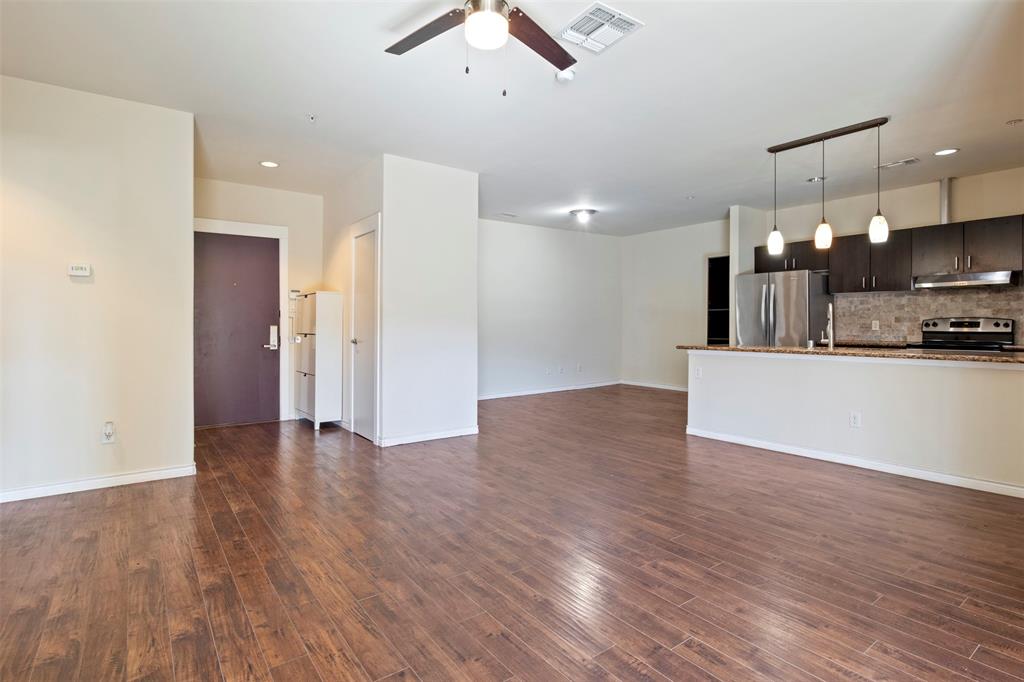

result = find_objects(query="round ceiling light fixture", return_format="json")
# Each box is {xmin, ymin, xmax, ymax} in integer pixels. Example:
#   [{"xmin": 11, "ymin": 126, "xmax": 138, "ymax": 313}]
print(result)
[
  {"xmin": 464, "ymin": 0, "xmax": 510, "ymax": 50},
  {"xmin": 933, "ymin": 148, "xmax": 959, "ymax": 156},
  {"xmin": 570, "ymin": 209, "xmax": 597, "ymax": 225},
  {"xmin": 260, "ymin": 161, "xmax": 279, "ymax": 168}
]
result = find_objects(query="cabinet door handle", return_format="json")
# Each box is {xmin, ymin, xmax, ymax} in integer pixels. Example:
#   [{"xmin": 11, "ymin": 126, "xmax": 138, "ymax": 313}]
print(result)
[
  {"xmin": 862, "ymin": 276, "xmax": 866, "ymax": 289},
  {"xmin": 967, "ymin": 255, "xmax": 972, "ymax": 270},
  {"xmin": 954, "ymin": 255, "xmax": 959, "ymax": 271},
  {"xmin": 871, "ymin": 275, "xmax": 876, "ymax": 289}
]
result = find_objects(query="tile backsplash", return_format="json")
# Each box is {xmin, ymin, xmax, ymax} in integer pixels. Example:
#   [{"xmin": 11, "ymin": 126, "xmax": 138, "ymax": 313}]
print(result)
[{"xmin": 835, "ymin": 285, "xmax": 1024, "ymax": 345}]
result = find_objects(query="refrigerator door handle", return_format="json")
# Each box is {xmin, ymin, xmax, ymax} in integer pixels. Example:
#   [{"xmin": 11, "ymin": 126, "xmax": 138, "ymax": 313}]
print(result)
[
  {"xmin": 760, "ymin": 284, "xmax": 767, "ymax": 333},
  {"xmin": 768, "ymin": 283, "xmax": 775, "ymax": 346}
]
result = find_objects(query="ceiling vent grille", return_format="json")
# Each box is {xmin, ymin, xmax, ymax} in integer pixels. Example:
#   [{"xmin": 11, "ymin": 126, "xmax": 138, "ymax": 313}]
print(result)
[{"xmin": 560, "ymin": 2, "xmax": 644, "ymax": 54}]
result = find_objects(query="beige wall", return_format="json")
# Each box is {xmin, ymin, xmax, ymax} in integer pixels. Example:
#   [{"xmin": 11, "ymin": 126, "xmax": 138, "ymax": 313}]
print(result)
[
  {"xmin": 1, "ymin": 77, "xmax": 194, "ymax": 498},
  {"xmin": 620, "ymin": 219, "xmax": 730, "ymax": 391},
  {"xmin": 380, "ymin": 155, "xmax": 478, "ymax": 445},
  {"xmin": 195, "ymin": 178, "xmax": 324, "ymax": 291}
]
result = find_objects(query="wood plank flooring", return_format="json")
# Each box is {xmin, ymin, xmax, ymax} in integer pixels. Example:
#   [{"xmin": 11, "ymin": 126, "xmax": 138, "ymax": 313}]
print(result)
[{"xmin": 2, "ymin": 384, "xmax": 1024, "ymax": 681}]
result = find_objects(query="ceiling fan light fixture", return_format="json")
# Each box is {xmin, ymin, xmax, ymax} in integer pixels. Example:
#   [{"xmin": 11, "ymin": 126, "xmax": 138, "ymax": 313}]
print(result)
[{"xmin": 464, "ymin": 0, "xmax": 509, "ymax": 50}]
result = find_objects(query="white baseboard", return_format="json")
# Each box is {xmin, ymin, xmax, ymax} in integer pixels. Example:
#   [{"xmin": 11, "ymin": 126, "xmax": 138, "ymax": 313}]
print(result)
[
  {"xmin": 380, "ymin": 426, "xmax": 479, "ymax": 448},
  {"xmin": 340, "ymin": 419, "xmax": 352, "ymax": 431},
  {"xmin": 0, "ymin": 463, "xmax": 197, "ymax": 504},
  {"xmin": 685, "ymin": 426, "xmax": 1024, "ymax": 499},
  {"xmin": 619, "ymin": 380, "xmax": 688, "ymax": 392},
  {"xmin": 478, "ymin": 380, "xmax": 620, "ymax": 401}
]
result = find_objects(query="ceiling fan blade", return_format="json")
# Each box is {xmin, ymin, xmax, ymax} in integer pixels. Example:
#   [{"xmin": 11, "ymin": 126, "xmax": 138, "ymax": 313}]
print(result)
[
  {"xmin": 508, "ymin": 7, "xmax": 577, "ymax": 71},
  {"xmin": 385, "ymin": 8, "xmax": 465, "ymax": 55}
]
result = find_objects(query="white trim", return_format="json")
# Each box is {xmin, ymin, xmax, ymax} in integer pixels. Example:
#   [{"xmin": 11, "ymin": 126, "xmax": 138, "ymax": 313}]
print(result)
[
  {"xmin": 380, "ymin": 426, "xmax": 479, "ymax": 447},
  {"xmin": 684, "ymin": 426, "xmax": 1024, "ymax": 499},
  {"xmin": 193, "ymin": 218, "xmax": 293, "ymax": 419},
  {"xmin": 351, "ymin": 215, "xmax": 382, "ymax": 443},
  {"xmin": 1, "ymin": 464, "xmax": 197, "ymax": 503},
  {"xmin": 619, "ymin": 380, "xmax": 688, "ymax": 392},
  {"xmin": 479, "ymin": 380, "xmax": 620, "ymax": 401},
  {"xmin": 686, "ymin": 349, "xmax": 1024, "ymax": 371}
]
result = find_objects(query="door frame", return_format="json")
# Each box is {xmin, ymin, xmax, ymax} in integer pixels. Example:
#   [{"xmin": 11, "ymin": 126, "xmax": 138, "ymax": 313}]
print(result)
[
  {"xmin": 194, "ymin": 218, "xmax": 291, "ymax": 421},
  {"xmin": 351, "ymin": 213, "xmax": 382, "ymax": 444}
]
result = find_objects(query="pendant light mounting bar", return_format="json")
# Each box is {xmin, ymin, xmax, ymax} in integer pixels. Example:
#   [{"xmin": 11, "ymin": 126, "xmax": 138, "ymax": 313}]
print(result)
[{"xmin": 766, "ymin": 117, "xmax": 889, "ymax": 154}]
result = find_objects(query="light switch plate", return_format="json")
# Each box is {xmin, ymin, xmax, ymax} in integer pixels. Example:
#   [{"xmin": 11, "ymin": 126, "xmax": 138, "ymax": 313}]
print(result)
[
  {"xmin": 871, "ymin": 320, "xmax": 880, "ymax": 331},
  {"xmin": 68, "ymin": 263, "xmax": 92, "ymax": 277}
]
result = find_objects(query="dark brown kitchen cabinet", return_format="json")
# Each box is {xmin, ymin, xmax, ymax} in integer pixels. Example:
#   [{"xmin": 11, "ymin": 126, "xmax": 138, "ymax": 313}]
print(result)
[
  {"xmin": 828, "ymin": 234, "xmax": 870, "ymax": 293},
  {"xmin": 753, "ymin": 244, "xmax": 787, "ymax": 273},
  {"xmin": 754, "ymin": 239, "xmax": 825, "ymax": 273},
  {"xmin": 869, "ymin": 228, "xmax": 913, "ymax": 291},
  {"xmin": 963, "ymin": 215, "xmax": 1023, "ymax": 272},
  {"xmin": 912, "ymin": 223, "xmax": 964, "ymax": 276},
  {"xmin": 788, "ymin": 240, "xmax": 830, "ymax": 272}
]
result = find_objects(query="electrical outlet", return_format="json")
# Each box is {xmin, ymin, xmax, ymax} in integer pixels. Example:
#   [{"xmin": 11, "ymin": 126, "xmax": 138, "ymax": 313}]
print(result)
[
  {"xmin": 848, "ymin": 411, "xmax": 862, "ymax": 429},
  {"xmin": 576, "ymin": 363, "xmax": 582, "ymax": 373},
  {"xmin": 101, "ymin": 421, "xmax": 116, "ymax": 444},
  {"xmin": 871, "ymin": 320, "xmax": 880, "ymax": 331},
  {"xmin": 545, "ymin": 368, "xmax": 551, "ymax": 375},
  {"xmin": 558, "ymin": 366, "xmax": 564, "ymax": 374},
  {"xmin": 695, "ymin": 367, "xmax": 703, "ymax": 380}
]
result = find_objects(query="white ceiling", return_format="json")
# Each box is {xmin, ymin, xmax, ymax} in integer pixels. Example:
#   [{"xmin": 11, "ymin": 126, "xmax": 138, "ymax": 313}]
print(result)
[{"xmin": 2, "ymin": 1, "xmax": 1022, "ymax": 235}]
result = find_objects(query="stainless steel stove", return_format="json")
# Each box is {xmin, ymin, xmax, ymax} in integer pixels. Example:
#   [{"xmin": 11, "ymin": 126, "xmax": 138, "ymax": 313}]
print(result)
[{"xmin": 905, "ymin": 317, "xmax": 1016, "ymax": 354}]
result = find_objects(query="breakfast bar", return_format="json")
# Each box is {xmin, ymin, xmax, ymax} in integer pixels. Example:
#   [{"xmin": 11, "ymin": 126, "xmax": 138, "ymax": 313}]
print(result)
[{"xmin": 677, "ymin": 344, "xmax": 1024, "ymax": 497}]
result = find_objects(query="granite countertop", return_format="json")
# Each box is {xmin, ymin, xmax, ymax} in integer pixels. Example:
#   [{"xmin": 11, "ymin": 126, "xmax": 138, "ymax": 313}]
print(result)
[{"xmin": 675, "ymin": 344, "xmax": 1024, "ymax": 364}]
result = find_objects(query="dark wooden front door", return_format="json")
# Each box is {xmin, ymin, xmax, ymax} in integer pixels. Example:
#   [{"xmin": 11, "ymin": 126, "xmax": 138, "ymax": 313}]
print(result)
[{"xmin": 194, "ymin": 232, "xmax": 280, "ymax": 428}]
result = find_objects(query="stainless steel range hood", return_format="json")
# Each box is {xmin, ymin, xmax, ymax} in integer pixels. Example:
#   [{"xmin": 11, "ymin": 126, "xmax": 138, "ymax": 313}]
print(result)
[{"xmin": 913, "ymin": 271, "xmax": 1015, "ymax": 289}]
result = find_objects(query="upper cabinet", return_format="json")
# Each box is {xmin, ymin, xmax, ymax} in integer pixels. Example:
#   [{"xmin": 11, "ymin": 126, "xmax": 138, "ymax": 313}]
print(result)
[
  {"xmin": 754, "ymin": 239, "xmax": 827, "ymax": 273},
  {"xmin": 869, "ymin": 228, "xmax": 913, "ymax": 292},
  {"xmin": 911, "ymin": 223, "xmax": 964, "ymax": 276},
  {"xmin": 828, "ymin": 234, "xmax": 870, "ymax": 293},
  {"xmin": 963, "ymin": 215, "xmax": 1023, "ymax": 273},
  {"xmin": 911, "ymin": 216, "xmax": 1024, "ymax": 276},
  {"xmin": 788, "ymin": 240, "xmax": 830, "ymax": 272}
]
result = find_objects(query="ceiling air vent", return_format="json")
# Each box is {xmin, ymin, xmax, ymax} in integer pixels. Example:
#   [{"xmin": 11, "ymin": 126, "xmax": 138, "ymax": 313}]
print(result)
[{"xmin": 560, "ymin": 2, "xmax": 644, "ymax": 54}]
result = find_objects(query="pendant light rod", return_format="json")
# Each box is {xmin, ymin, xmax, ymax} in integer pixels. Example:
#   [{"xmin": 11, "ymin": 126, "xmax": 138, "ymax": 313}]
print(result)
[
  {"xmin": 876, "ymin": 124, "xmax": 881, "ymax": 210},
  {"xmin": 766, "ymin": 116, "xmax": 889, "ymax": 154},
  {"xmin": 773, "ymin": 152, "xmax": 777, "ymax": 225},
  {"xmin": 821, "ymin": 141, "xmax": 825, "ymax": 218}
]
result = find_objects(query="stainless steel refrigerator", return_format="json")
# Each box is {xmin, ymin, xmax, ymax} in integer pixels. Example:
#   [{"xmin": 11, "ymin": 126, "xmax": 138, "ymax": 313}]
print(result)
[{"xmin": 735, "ymin": 270, "xmax": 832, "ymax": 347}]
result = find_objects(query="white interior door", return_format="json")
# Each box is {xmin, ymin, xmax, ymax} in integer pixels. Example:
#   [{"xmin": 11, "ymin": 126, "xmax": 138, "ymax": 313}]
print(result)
[{"xmin": 352, "ymin": 229, "xmax": 378, "ymax": 442}]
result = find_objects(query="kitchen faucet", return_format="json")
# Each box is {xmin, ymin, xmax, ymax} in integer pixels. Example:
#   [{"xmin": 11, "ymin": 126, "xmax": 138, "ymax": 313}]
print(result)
[{"xmin": 820, "ymin": 302, "xmax": 834, "ymax": 350}]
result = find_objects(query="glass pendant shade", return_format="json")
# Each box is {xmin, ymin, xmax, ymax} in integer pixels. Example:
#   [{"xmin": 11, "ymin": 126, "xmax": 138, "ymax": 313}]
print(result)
[
  {"xmin": 767, "ymin": 226, "xmax": 785, "ymax": 255},
  {"xmin": 814, "ymin": 219, "xmax": 833, "ymax": 249},
  {"xmin": 465, "ymin": 10, "xmax": 509, "ymax": 50},
  {"xmin": 868, "ymin": 211, "xmax": 889, "ymax": 243}
]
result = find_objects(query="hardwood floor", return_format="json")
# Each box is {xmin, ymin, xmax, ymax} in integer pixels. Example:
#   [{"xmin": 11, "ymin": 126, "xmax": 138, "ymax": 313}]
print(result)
[{"xmin": 3, "ymin": 384, "xmax": 1024, "ymax": 681}]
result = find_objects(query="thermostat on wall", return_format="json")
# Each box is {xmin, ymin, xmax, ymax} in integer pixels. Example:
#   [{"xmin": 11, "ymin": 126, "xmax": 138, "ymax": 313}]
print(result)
[{"xmin": 68, "ymin": 263, "xmax": 92, "ymax": 277}]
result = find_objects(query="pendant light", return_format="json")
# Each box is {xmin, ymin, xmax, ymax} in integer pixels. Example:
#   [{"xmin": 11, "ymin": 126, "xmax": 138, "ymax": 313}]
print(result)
[
  {"xmin": 814, "ymin": 140, "xmax": 833, "ymax": 249},
  {"xmin": 868, "ymin": 124, "xmax": 890, "ymax": 243},
  {"xmin": 766, "ymin": 153, "xmax": 785, "ymax": 255}
]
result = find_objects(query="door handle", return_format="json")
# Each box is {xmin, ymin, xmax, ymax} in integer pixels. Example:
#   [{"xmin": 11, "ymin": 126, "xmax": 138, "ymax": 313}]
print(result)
[
  {"xmin": 966, "ymin": 255, "xmax": 971, "ymax": 270},
  {"xmin": 871, "ymin": 275, "xmax": 876, "ymax": 289},
  {"xmin": 954, "ymin": 255, "xmax": 959, "ymax": 271},
  {"xmin": 263, "ymin": 325, "xmax": 279, "ymax": 351},
  {"xmin": 792, "ymin": 258, "xmax": 797, "ymax": 270},
  {"xmin": 760, "ymin": 283, "xmax": 767, "ymax": 331},
  {"xmin": 862, "ymin": 276, "xmax": 866, "ymax": 289},
  {"xmin": 350, "ymin": 338, "xmax": 358, "ymax": 345}
]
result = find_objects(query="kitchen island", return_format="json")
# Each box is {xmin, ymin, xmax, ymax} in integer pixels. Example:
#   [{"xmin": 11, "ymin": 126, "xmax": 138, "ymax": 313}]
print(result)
[{"xmin": 677, "ymin": 344, "xmax": 1024, "ymax": 497}]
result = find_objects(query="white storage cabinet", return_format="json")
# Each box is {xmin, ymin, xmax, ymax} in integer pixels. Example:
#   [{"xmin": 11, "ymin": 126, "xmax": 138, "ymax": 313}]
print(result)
[{"xmin": 294, "ymin": 291, "xmax": 342, "ymax": 430}]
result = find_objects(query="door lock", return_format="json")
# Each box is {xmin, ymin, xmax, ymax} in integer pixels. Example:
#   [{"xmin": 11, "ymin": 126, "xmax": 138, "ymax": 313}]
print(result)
[{"xmin": 264, "ymin": 325, "xmax": 279, "ymax": 351}]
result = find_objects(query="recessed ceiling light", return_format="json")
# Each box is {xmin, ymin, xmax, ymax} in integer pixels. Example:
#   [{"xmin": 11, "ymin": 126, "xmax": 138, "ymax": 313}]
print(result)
[
  {"xmin": 933, "ymin": 148, "xmax": 959, "ymax": 156},
  {"xmin": 806, "ymin": 176, "xmax": 826, "ymax": 183},
  {"xmin": 1007, "ymin": 118, "xmax": 1023, "ymax": 127},
  {"xmin": 260, "ymin": 161, "xmax": 279, "ymax": 168},
  {"xmin": 569, "ymin": 208, "xmax": 597, "ymax": 224}
]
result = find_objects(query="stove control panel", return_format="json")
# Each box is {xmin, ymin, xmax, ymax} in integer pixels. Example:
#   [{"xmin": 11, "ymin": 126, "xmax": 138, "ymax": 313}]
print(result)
[{"xmin": 921, "ymin": 318, "xmax": 1014, "ymax": 333}]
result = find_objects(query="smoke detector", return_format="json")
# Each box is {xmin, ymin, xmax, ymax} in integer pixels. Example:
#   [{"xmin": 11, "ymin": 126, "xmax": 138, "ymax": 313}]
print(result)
[{"xmin": 560, "ymin": 2, "xmax": 644, "ymax": 54}]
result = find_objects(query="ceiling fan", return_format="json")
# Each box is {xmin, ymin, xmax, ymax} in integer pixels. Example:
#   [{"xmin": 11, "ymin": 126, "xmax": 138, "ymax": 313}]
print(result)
[{"xmin": 385, "ymin": 0, "xmax": 577, "ymax": 72}]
